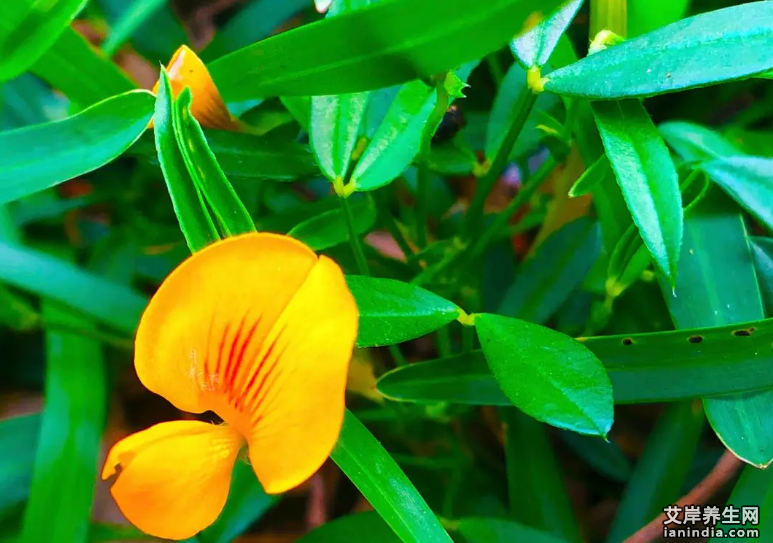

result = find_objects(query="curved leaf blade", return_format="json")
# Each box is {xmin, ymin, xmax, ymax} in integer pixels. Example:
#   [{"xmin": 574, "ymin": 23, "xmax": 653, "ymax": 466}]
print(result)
[
  {"xmin": 331, "ymin": 411, "xmax": 454, "ymax": 543},
  {"xmin": 0, "ymin": 240, "xmax": 146, "ymax": 334},
  {"xmin": 289, "ymin": 196, "xmax": 376, "ymax": 251},
  {"xmin": 153, "ymin": 71, "xmax": 220, "ymax": 252},
  {"xmin": 475, "ymin": 313, "xmax": 613, "ymax": 436},
  {"xmin": 594, "ymin": 100, "xmax": 682, "ymax": 284},
  {"xmin": 510, "ymin": 0, "xmax": 584, "ymax": 68},
  {"xmin": 0, "ymin": 90, "xmax": 154, "ymax": 206},
  {"xmin": 209, "ymin": 0, "xmax": 565, "ymax": 99},
  {"xmin": 0, "ymin": 0, "xmax": 87, "ymax": 81},
  {"xmin": 174, "ymin": 89, "xmax": 256, "ymax": 237},
  {"xmin": 18, "ymin": 302, "xmax": 107, "ymax": 543},
  {"xmin": 543, "ymin": 1, "xmax": 773, "ymax": 99}
]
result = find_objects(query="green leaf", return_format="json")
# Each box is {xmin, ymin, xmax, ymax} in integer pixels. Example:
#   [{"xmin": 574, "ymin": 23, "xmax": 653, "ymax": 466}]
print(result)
[
  {"xmin": 751, "ymin": 237, "xmax": 773, "ymax": 313},
  {"xmin": 330, "ymin": 410, "xmax": 454, "ymax": 543},
  {"xmin": 296, "ymin": 512, "xmax": 399, "ymax": 543},
  {"xmin": 202, "ymin": 0, "xmax": 310, "ymax": 60},
  {"xmin": 663, "ymin": 197, "xmax": 773, "ymax": 468},
  {"xmin": 153, "ymin": 71, "xmax": 220, "ymax": 252},
  {"xmin": 701, "ymin": 157, "xmax": 773, "ymax": 235},
  {"xmin": 0, "ymin": 240, "xmax": 146, "ymax": 334},
  {"xmin": 377, "ymin": 315, "xmax": 773, "ymax": 405},
  {"xmin": 346, "ymin": 276, "xmax": 461, "ymax": 347},
  {"xmin": 510, "ymin": 0, "xmax": 584, "ymax": 68},
  {"xmin": 310, "ymin": 92, "xmax": 369, "ymax": 181},
  {"xmin": 199, "ymin": 462, "xmax": 277, "ymax": 543},
  {"xmin": 350, "ymin": 61, "xmax": 476, "ymax": 191},
  {"xmin": 568, "ymin": 155, "xmax": 610, "ymax": 197},
  {"xmin": 88, "ymin": 524, "xmax": 158, "ymax": 543},
  {"xmin": 502, "ymin": 410, "xmax": 582, "ymax": 542},
  {"xmin": 604, "ymin": 402, "xmax": 704, "ymax": 543},
  {"xmin": 32, "ymin": 27, "xmax": 136, "ymax": 108},
  {"xmin": 543, "ymin": 2, "xmax": 773, "ymax": 99},
  {"xmin": 594, "ymin": 100, "xmax": 682, "ymax": 284},
  {"xmin": 349, "ymin": 80, "xmax": 434, "ymax": 190},
  {"xmin": 659, "ymin": 121, "xmax": 743, "ymax": 162},
  {"xmin": 457, "ymin": 516, "xmax": 573, "ymax": 543},
  {"xmin": 0, "ymin": 414, "xmax": 40, "ymax": 517},
  {"xmin": 289, "ymin": 196, "xmax": 376, "ymax": 251},
  {"xmin": 475, "ymin": 313, "xmax": 613, "ymax": 436},
  {"xmin": 500, "ymin": 218, "xmax": 600, "ymax": 324},
  {"xmin": 0, "ymin": 90, "xmax": 153, "ymax": 206},
  {"xmin": 18, "ymin": 301, "xmax": 107, "ymax": 543},
  {"xmin": 174, "ymin": 89, "xmax": 256, "ymax": 237},
  {"xmin": 0, "ymin": 0, "xmax": 87, "ymax": 82},
  {"xmin": 209, "ymin": 0, "xmax": 566, "ymax": 99},
  {"xmin": 101, "ymin": 0, "xmax": 167, "ymax": 57}
]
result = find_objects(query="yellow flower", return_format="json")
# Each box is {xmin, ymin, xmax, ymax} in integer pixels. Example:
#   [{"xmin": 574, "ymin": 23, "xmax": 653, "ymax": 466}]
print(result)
[
  {"xmin": 150, "ymin": 45, "xmax": 241, "ymax": 131},
  {"xmin": 101, "ymin": 233, "xmax": 359, "ymax": 540}
]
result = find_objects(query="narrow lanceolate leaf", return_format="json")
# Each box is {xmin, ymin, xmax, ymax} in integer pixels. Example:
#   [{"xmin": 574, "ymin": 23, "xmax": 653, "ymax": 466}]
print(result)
[
  {"xmin": 594, "ymin": 100, "xmax": 682, "ymax": 284},
  {"xmin": 346, "ymin": 276, "xmax": 461, "ymax": 347},
  {"xmin": 174, "ymin": 89, "xmax": 255, "ymax": 236},
  {"xmin": 32, "ymin": 27, "xmax": 136, "ymax": 108},
  {"xmin": 19, "ymin": 302, "xmax": 107, "ymax": 543},
  {"xmin": 310, "ymin": 92, "xmax": 370, "ymax": 181},
  {"xmin": 659, "ymin": 121, "xmax": 743, "ymax": 162},
  {"xmin": 543, "ymin": 2, "xmax": 773, "ymax": 99},
  {"xmin": 0, "ymin": 0, "xmax": 87, "ymax": 81},
  {"xmin": 101, "ymin": 0, "xmax": 167, "ymax": 57},
  {"xmin": 154, "ymin": 71, "xmax": 219, "ymax": 252},
  {"xmin": 289, "ymin": 196, "xmax": 376, "ymax": 251},
  {"xmin": 0, "ymin": 241, "xmax": 146, "ymax": 334},
  {"xmin": 475, "ymin": 313, "xmax": 613, "ymax": 436},
  {"xmin": 510, "ymin": 0, "xmax": 584, "ymax": 68},
  {"xmin": 701, "ymin": 157, "xmax": 773, "ymax": 235},
  {"xmin": 0, "ymin": 414, "xmax": 40, "ymax": 516},
  {"xmin": 350, "ymin": 61, "xmax": 478, "ymax": 191},
  {"xmin": 0, "ymin": 90, "xmax": 154, "ymax": 206},
  {"xmin": 209, "ymin": 0, "xmax": 565, "ymax": 99},
  {"xmin": 376, "ymin": 315, "xmax": 773, "ymax": 405},
  {"xmin": 331, "ymin": 411, "xmax": 455, "ymax": 543},
  {"xmin": 350, "ymin": 81, "xmax": 435, "ymax": 190},
  {"xmin": 661, "ymin": 195, "xmax": 772, "ymax": 468}
]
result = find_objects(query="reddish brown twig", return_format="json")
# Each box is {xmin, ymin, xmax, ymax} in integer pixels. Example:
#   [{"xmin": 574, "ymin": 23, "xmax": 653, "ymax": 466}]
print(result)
[{"xmin": 622, "ymin": 450, "xmax": 742, "ymax": 543}]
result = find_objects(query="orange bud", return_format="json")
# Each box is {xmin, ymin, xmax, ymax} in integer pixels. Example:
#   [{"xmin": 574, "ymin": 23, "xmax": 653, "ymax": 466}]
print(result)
[{"xmin": 150, "ymin": 45, "xmax": 240, "ymax": 131}]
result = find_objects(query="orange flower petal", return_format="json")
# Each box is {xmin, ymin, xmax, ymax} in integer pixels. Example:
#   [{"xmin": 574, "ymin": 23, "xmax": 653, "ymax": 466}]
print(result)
[
  {"xmin": 150, "ymin": 45, "xmax": 239, "ymax": 131},
  {"xmin": 243, "ymin": 254, "xmax": 358, "ymax": 493},
  {"xmin": 102, "ymin": 421, "xmax": 243, "ymax": 540},
  {"xmin": 134, "ymin": 233, "xmax": 358, "ymax": 492}
]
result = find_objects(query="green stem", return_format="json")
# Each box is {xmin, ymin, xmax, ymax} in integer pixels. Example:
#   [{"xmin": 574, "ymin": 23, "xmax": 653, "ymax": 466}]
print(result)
[
  {"xmin": 591, "ymin": 0, "xmax": 627, "ymax": 36},
  {"xmin": 416, "ymin": 81, "xmax": 450, "ymax": 248},
  {"xmin": 461, "ymin": 325, "xmax": 475, "ymax": 353},
  {"xmin": 464, "ymin": 87, "xmax": 538, "ymax": 239},
  {"xmin": 340, "ymin": 195, "xmax": 371, "ymax": 276},
  {"xmin": 437, "ymin": 326, "xmax": 453, "ymax": 358}
]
